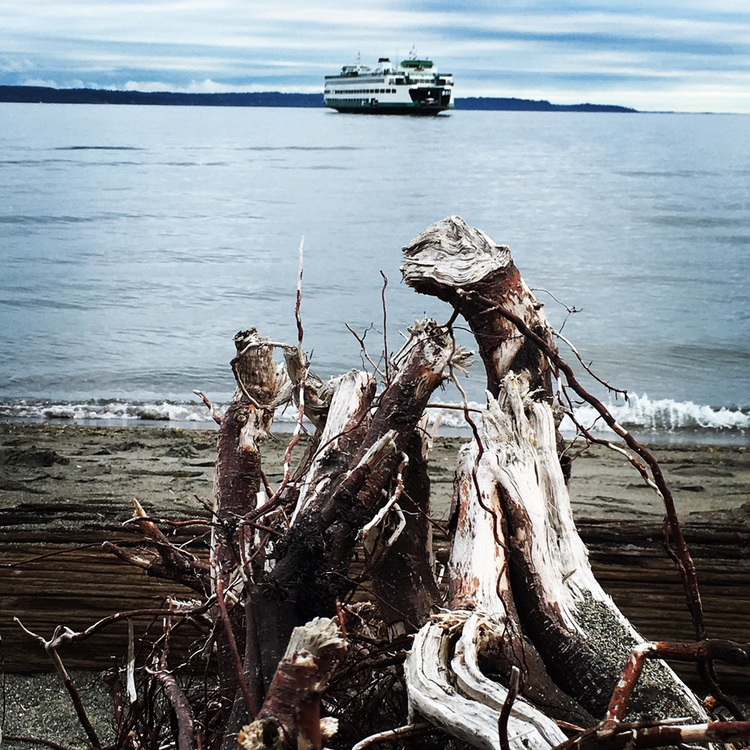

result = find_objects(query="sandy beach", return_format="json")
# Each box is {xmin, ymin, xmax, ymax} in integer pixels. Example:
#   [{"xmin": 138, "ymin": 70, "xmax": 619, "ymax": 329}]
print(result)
[
  {"xmin": 1, "ymin": 422, "xmax": 747, "ymax": 530},
  {"xmin": 0, "ymin": 422, "xmax": 748, "ymax": 746}
]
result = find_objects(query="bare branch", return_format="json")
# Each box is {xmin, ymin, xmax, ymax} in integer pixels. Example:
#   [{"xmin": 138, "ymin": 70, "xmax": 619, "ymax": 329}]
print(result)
[
  {"xmin": 379, "ymin": 270, "xmax": 390, "ymax": 382},
  {"xmin": 193, "ymin": 388, "xmax": 223, "ymax": 424}
]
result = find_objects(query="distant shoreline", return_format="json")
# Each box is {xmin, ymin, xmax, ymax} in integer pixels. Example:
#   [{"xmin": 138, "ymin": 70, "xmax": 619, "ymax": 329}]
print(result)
[{"xmin": 0, "ymin": 84, "xmax": 637, "ymax": 113}]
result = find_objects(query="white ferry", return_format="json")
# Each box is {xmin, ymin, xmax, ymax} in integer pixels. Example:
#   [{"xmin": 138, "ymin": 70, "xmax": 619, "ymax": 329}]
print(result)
[{"xmin": 324, "ymin": 56, "xmax": 454, "ymax": 115}]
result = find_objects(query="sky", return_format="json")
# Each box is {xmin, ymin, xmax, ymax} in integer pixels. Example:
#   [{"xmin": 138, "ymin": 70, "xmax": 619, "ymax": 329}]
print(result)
[{"xmin": 2, "ymin": 0, "xmax": 750, "ymax": 114}]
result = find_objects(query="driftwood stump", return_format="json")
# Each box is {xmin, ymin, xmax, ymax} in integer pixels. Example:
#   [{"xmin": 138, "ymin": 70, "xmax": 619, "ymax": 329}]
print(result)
[
  {"xmin": 401, "ymin": 217, "xmax": 707, "ymax": 749},
  {"xmin": 25, "ymin": 217, "xmax": 750, "ymax": 750}
]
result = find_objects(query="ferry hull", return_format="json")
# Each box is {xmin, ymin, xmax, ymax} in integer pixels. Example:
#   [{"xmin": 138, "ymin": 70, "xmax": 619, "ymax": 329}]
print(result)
[{"xmin": 328, "ymin": 102, "xmax": 451, "ymax": 115}]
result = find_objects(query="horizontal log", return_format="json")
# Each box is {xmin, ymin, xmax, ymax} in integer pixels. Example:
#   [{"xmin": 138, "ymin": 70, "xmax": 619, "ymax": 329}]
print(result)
[{"xmin": 2, "ymin": 515, "xmax": 748, "ymax": 698}]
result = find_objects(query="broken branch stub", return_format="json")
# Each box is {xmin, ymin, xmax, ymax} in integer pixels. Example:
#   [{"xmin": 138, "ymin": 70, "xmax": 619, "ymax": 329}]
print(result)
[
  {"xmin": 238, "ymin": 617, "xmax": 346, "ymax": 750},
  {"xmin": 402, "ymin": 215, "xmax": 550, "ymax": 397}
]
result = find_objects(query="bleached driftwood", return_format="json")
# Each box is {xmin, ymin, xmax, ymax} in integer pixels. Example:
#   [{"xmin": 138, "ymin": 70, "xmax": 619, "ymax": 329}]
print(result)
[
  {"xmin": 79, "ymin": 217, "xmax": 746, "ymax": 750},
  {"xmin": 402, "ymin": 218, "xmax": 708, "ymax": 747},
  {"xmin": 291, "ymin": 369, "xmax": 376, "ymax": 524}
]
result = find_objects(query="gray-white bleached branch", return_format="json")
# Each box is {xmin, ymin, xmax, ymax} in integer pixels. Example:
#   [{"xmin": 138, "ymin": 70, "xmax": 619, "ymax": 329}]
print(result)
[{"xmin": 400, "ymin": 217, "xmax": 709, "ymax": 747}]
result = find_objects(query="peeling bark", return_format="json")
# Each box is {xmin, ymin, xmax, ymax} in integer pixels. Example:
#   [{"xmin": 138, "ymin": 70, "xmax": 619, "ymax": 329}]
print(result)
[
  {"xmin": 212, "ymin": 329, "xmax": 289, "ymax": 733},
  {"xmin": 237, "ymin": 617, "xmax": 345, "ymax": 750},
  {"xmin": 401, "ymin": 217, "xmax": 709, "ymax": 746}
]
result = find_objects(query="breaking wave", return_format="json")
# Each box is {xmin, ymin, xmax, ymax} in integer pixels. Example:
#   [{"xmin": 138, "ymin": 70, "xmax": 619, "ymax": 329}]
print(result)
[
  {"xmin": 0, "ymin": 393, "xmax": 747, "ymax": 442},
  {"xmin": 567, "ymin": 394, "xmax": 750, "ymax": 434}
]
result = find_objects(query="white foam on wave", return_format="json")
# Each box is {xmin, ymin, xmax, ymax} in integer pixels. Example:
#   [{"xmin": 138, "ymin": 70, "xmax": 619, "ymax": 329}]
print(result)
[
  {"xmin": 566, "ymin": 393, "xmax": 749, "ymax": 433},
  {"xmin": 0, "ymin": 399, "xmax": 218, "ymax": 424},
  {"xmin": 0, "ymin": 393, "xmax": 747, "ymax": 439}
]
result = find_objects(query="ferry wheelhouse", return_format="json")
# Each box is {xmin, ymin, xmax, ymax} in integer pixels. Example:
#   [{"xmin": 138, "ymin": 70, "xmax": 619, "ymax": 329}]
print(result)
[{"xmin": 324, "ymin": 57, "xmax": 454, "ymax": 115}]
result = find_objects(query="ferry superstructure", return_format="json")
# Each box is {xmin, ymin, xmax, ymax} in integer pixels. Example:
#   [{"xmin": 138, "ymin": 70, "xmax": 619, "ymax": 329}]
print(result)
[{"xmin": 323, "ymin": 57, "xmax": 454, "ymax": 115}]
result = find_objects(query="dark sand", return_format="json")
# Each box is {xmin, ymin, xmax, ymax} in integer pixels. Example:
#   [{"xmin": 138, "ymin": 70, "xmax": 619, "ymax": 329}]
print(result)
[
  {"xmin": 0, "ymin": 423, "xmax": 747, "ymax": 531},
  {"xmin": 0, "ymin": 422, "xmax": 748, "ymax": 746}
]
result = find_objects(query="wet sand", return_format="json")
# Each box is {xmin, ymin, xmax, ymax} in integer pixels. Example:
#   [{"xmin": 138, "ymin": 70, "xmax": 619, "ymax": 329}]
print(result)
[
  {"xmin": 0, "ymin": 422, "xmax": 747, "ymax": 534},
  {"xmin": 0, "ymin": 422, "xmax": 748, "ymax": 746}
]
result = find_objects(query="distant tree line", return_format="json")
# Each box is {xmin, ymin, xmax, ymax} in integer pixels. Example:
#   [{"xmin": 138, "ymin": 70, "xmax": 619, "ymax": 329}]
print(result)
[
  {"xmin": 0, "ymin": 86, "xmax": 321, "ymax": 108},
  {"xmin": 0, "ymin": 84, "xmax": 637, "ymax": 112},
  {"xmin": 456, "ymin": 95, "xmax": 636, "ymax": 112}
]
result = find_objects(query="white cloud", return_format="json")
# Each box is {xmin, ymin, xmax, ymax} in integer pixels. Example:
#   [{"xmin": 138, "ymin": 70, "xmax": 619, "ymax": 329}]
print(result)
[
  {"xmin": 0, "ymin": 56, "xmax": 35, "ymax": 73},
  {"xmin": 0, "ymin": 0, "xmax": 748, "ymax": 112},
  {"xmin": 19, "ymin": 77, "xmax": 60, "ymax": 88}
]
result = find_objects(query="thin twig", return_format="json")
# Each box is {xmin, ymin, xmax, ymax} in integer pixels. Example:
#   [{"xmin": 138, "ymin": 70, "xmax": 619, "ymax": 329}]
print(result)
[
  {"xmin": 156, "ymin": 623, "xmax": 196, "ymax": 750},
  {"xmin": 425, "ymin": 400, "xmax": 482, "ymax": 413},
  {"xmin": 13, "ymin": 619, "xmax": 102, "ymax": 749},
  {"xmin": 351, "ymin": 721, "xmax": 434, "ymax": 749},
  {"xmin": 296, "ymin": 236, "xmax": 305, "ymax": 347},
  {"xmin": 498, "ymin": 665, "xmax": 521, "ymax": 750},
  {"xmin": 126, "ymin": 618, "xmax": 137, "ymax": 705},
  {"xmin": 360, "ymin": 453, "xmax": 409, "ymax": 540},
  {"xmin": 14, "ymin": 605, "xmax": 203, "ymax": 649},
  {"xmin": 0, "ymin": 542, "xmax": 102, "ymax": 568},
  {"xmin": 193, "ymin": 389, "xmax": 222, "ymax": 425},
  {"xmin": 380, "ymin": 270, "xmax": 390, "ymax": 383},
  {"xmin": 346, "ymin": 322, "xmax": 387, "ymax": 380},
  {"xmin": 553, "ymin": 329, "xmax": 628, "ymax": 399},
  {"xmin": 213, "ymin": 562, "xmax": 257, "ymax": 719}
]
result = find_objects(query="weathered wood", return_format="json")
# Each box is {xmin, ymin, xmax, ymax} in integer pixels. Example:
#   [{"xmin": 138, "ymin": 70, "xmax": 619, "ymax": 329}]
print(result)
[
  {"xmin": 3, "ymin": 522, "xmax": 748, "ymax": 689},
  {"xmin": 255, "ymin": 319, "xmax": 463, "ymax": 649},
  {"xmin": 237, "ymin": 617, "xmax": 345, "ymax": 750},
  {"xmin": 5, "ymin": 217, "xmax": 749, "ymax": 749},
  {"xmin": 213, "ymin": 329, "xmax": 290, "ymax": 734},
  {"xmin": 401, "ymin": 217, "xmax": 709, "ymax": 745},
  {"xmin": 446, "ymin": 417, "xmax": 596, "ymax": 727},
  {"xmin": 290, "ymin": 369, "xmax": 376, "ymax": 524},
  {"xmin": 405, "ymin": 617, "xmax": 567, "ymax": 750},
  {"xmin": 402, "ymin": 215, "xmax": 552, "ymax": 397},
  {"xmin": 490, "ymin": 379, "xmax": 703, "ymax": 719}
]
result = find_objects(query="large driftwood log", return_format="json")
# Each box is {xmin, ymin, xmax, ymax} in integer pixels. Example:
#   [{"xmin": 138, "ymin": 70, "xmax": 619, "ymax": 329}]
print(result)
[
  {"xmin": 402, "ymin": 217, "xmax": 708, "ymax": 747},
  {"xmin": 70, "ymin": 216, "xmax": 750, "ymax": 750}
]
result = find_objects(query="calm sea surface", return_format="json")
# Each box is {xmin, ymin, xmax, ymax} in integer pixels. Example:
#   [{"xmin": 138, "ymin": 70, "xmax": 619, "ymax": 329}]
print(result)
[{"xmin": 0, "ymin": 103, "xmax": 748, "ymax": 440}]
